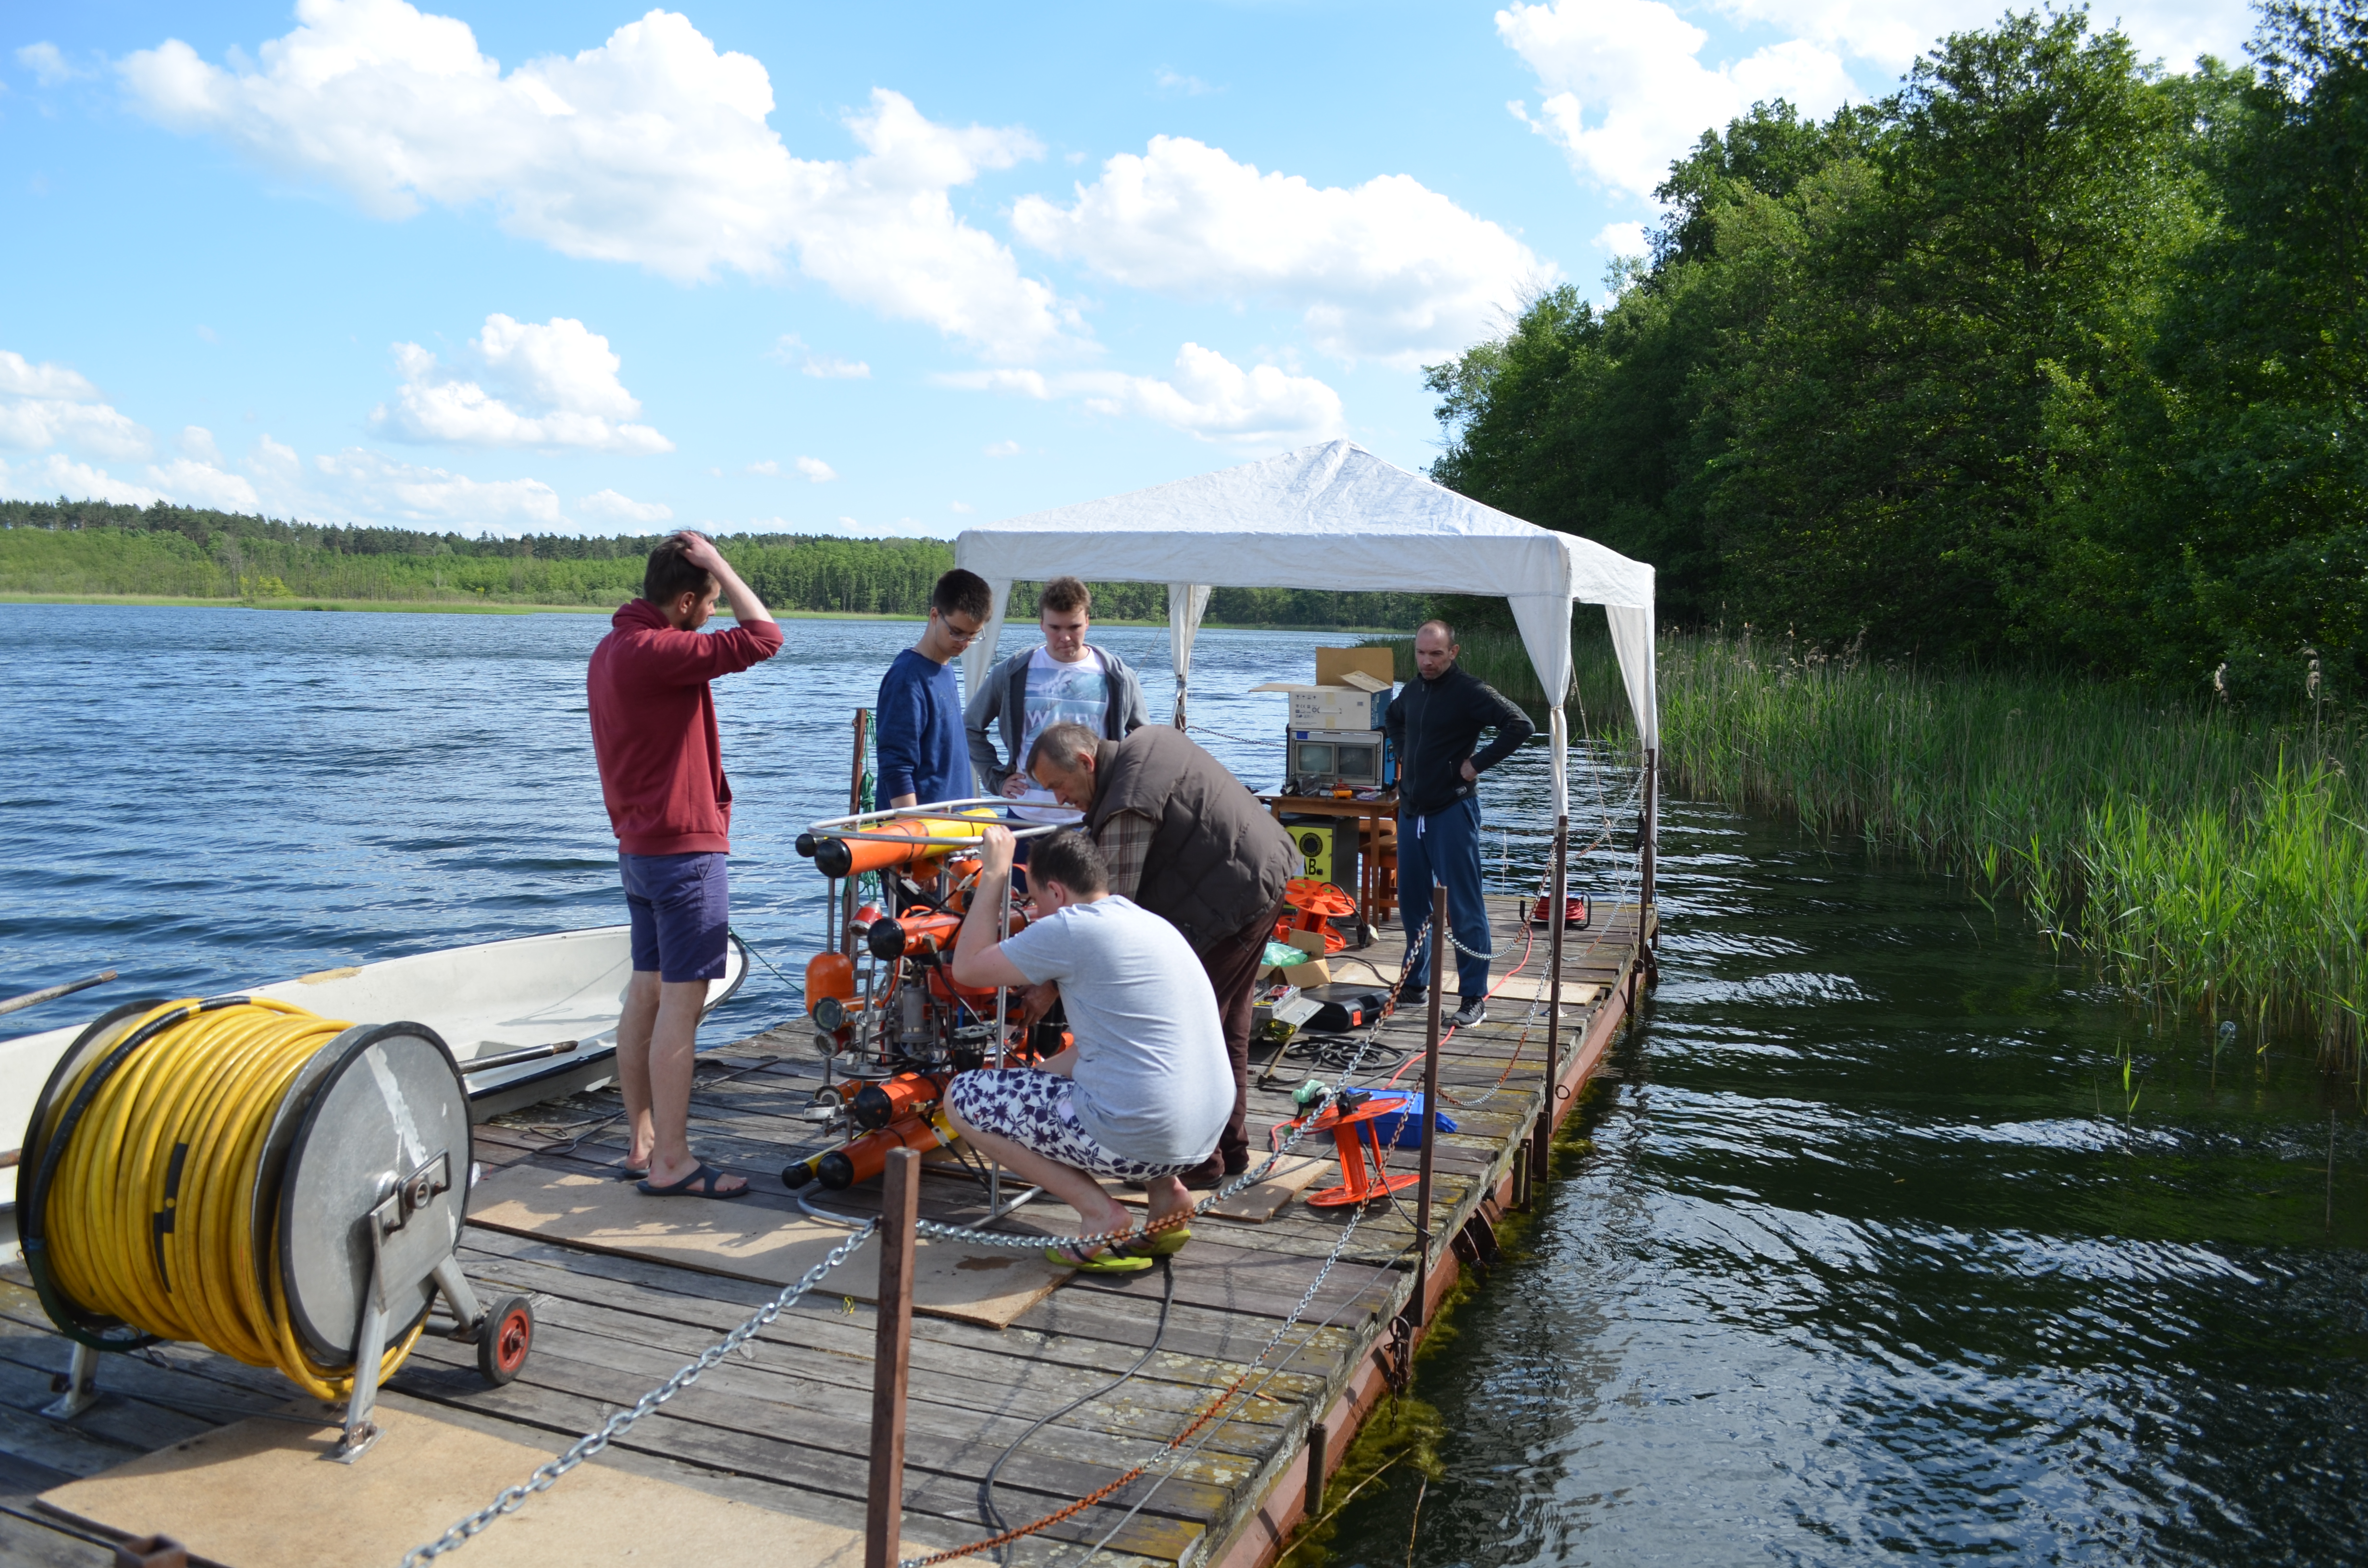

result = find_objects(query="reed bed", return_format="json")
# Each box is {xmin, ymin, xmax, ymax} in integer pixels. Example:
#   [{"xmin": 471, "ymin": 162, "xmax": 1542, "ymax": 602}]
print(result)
[{"xmin": 1371, "ymin": 626, "xmax": 2368, "ymax": 1068}]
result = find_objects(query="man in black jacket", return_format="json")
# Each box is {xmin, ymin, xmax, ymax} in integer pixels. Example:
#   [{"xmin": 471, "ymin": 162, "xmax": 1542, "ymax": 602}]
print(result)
[
  {"xmin": 1384, "ymin": 619, "xmax": 1535, "ymax": 1025},
  {"xmin": 1028, "ymin": 721, "xmax": 1297, "ymax": 1187}
]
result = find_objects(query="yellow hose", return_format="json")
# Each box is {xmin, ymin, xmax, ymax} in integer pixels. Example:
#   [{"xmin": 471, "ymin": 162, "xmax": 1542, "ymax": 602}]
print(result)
[{"xmin": 37, "ymin": 997, "xmax": 424, "ymax": 1399}]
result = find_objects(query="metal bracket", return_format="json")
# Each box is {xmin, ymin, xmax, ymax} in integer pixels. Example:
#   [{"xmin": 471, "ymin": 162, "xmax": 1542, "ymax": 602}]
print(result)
[
  {"xmin": 432, "ymin": 1256, "xmax": 484, "ymax": 1342},
  {"xmin": 337, "ymin": 1152, "xmax": 456, "ymax": 1463},
  {"xmin": 1377, "ymin": 1315, "xmax": 1413, "ymax": 1395},
  {"xmin": 42, "ymin": 1342, "xmax": 99, "ymax": 1420}
]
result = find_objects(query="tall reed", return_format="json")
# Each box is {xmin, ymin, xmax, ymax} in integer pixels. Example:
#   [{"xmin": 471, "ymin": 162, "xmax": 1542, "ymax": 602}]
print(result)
[{"xmin": 1372, "ymin": 626, "xmax": 2368, "ymax": 1066}]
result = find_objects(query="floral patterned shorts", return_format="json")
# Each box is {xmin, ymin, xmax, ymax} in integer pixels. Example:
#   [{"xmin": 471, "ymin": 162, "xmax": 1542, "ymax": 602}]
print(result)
[{"xmin": 944, "ymin": 1067, "xmax": 1193, "ymax": 1182}]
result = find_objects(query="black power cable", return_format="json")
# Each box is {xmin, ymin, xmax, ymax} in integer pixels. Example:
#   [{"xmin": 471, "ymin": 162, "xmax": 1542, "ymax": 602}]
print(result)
[{"xmin": 978, "ymin": 1255, "xmax": 1177, "ymax": 1565}]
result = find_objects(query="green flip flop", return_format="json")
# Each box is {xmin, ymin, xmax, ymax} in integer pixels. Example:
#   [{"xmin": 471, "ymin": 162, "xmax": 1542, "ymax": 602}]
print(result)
[
  {"xmin": 1044, "ymin": 1239, "xmax": 1156, "ymax": 1274},
  {"xmin": 1143, "ymin": 1224, "xmax": 1192, "ymax": 1257}
]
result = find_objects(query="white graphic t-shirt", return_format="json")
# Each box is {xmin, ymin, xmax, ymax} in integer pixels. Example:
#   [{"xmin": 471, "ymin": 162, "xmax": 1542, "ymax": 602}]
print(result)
[{"xmin": 1011, "ymin": 645, "xmax": 1107, "ymax": 823}]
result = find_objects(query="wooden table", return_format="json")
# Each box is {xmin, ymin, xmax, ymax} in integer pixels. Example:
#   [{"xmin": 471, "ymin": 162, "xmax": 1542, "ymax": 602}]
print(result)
[{"xmin": 1258, "ymin": 792, "xmax": 1399, "ymax": 936}]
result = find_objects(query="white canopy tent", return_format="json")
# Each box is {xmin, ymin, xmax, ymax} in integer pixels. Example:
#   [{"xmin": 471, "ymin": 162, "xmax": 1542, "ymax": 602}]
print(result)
[{"xmin": 952, "ymin": 440, "xmax": 1656, "ymax": 822}]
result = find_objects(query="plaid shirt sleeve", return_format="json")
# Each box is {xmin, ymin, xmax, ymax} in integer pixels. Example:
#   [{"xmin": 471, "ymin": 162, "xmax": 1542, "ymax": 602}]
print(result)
[{"xmin": 1093, "ymin": 810, "xmax": 1156, "ymax": 900}]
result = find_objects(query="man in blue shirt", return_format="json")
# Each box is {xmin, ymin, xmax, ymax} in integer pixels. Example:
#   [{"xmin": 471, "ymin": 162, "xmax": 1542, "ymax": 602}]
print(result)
[{"xmin": 877, "ymin": 568, "xmax": 991, "ymax": 808}]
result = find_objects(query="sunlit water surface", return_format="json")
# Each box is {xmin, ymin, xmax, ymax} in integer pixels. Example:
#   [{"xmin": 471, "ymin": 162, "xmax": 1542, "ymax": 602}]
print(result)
[{"xmin": 2, "ymin": 604, "xmax": 2361, "ymax": 1565}]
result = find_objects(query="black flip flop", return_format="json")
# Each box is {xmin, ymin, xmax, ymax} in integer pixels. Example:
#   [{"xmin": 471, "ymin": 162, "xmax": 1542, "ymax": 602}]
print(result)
[{"xmin": 637, "ymin": 1161, "xmax": 749, "ymax": 1199}]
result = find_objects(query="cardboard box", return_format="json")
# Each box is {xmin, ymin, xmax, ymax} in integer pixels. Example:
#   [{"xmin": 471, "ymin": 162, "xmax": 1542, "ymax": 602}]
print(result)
[
  {"xmin": 1316, "ymin": 646, "xmax": 1398, "ymax": 689},
  {"xmin": 1263, "ymin": 926, "xmax": 1332, "ymax": 988},
  {"xmin": 1288, "ymin": 687, "xmax": 1392, "ymax": 730}
]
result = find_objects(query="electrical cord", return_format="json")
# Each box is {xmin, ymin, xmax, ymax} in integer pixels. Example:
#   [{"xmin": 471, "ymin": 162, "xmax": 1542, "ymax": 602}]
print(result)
[{"xmin": 979, "ymin": 1257, "xmax": 1177, "ymax": 1566}]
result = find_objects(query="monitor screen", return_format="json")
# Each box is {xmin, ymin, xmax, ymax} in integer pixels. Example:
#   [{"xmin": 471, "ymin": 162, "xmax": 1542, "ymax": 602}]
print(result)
[
  {"xmin": 1295, "ymin": 741, "xmax": 1336, "ymax": 774},
  {"xmin": 1335, "ymin": 743, "xmax": 1379, "ymax": 783}
]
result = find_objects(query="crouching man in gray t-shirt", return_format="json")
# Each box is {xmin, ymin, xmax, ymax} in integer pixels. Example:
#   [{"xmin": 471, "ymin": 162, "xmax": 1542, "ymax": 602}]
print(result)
[{"xmin": 945, "ymin": 826, "xmax": 1231, "ymax": 1274}]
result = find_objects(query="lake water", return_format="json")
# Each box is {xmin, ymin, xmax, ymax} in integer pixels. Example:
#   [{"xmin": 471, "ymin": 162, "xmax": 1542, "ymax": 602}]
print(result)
[{"xmin": 2, "ymin": 604, "xmax": 2360, "ymax": 1565}]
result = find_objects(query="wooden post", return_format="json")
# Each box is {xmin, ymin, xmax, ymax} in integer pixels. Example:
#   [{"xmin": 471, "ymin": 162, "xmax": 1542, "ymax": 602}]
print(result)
[
  {"xmin": 1531, "ymin": 815, "xmax": 1567, "ymax": 1193},
  {"xmin": 1641, "ymin": 746, "xmax": 1658, "ymax": 982},
  {"xmin": 1409, "ymin": 886, "xmax": 1446, "ymax": 1328},
  {"xmin": 1305, "ymin": 1420, "xmax": 1328, "ymax": 1518},
  {"xmin": 865, "ymin": 1147, "xmax": 919, "ymax": 1568}
]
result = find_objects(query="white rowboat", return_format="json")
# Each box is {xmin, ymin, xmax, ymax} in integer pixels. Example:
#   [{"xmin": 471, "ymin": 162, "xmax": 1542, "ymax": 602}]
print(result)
[{"xmin": 0, "ymin": 926, "xmax": 749, "ymax": 1209}]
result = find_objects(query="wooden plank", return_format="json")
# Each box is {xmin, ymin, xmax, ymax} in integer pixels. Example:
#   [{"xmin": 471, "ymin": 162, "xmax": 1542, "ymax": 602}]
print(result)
[
  {"xmin": 467, "ymin": 1163, "xmax": 1063, "ymax": 1329},
  {"xmin": 36, "ymin": 1400, "xmax": 991, "ymax": 1568},
  {"xmin": 0, "ymin": 1507, "xmax": 115, "ymax": 1568}
]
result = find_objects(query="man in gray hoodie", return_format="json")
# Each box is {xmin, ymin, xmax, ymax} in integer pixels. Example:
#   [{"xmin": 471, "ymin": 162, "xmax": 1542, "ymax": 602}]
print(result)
[{"xmin": 964, "ymin": 576, "xmax": 1150, "ymax": 812}]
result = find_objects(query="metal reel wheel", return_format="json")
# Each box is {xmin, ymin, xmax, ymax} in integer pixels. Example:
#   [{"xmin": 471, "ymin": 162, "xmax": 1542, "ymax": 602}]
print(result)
[
  {"xmin": 276, "ymin": 1024, "xmax": 472, "ymax": 1367},
  {"xmin": 476, "ymin": 1294, "xmax": 534, "ymax": 1386}
]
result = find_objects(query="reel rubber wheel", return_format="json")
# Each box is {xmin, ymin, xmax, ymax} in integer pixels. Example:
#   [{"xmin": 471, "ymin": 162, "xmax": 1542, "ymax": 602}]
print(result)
[{"xmin": 477, "ymin": 1294, "xmax": 534, "ymax": 1386}]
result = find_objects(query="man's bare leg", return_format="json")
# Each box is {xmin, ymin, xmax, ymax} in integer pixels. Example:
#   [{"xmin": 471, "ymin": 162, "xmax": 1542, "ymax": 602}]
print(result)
[
  {"xmin": 1142, "ymin": 1175, "xmax": 1193, "ymax": 1231},
  {"xmin": 616, "ymin": 970, "xmax": 661, "ymax": 1173},
  {"xmin": 945, "ymin": 1108, "xmax": 1131, "ymax": 1244},
  {"xmin": 641, "ymin": 979, "xmax": 746, "ymax": 1194}
]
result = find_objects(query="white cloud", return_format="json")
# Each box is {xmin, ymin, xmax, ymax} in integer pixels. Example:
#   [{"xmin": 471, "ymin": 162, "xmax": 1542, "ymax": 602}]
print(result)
[
  {"xmin": 145, "ymin": 456, "xmax": 259, "ymax": 511},
  {"xmin": 0, "ymin": 454, "xmax": 165, "ymax": 507},
  {"xmin": 120, "ymin": 5, "xmax": 1078, "ymax": 358},
  {"xmin": 311, "ymin": 447, "xmax": 567, "ymax": 530},
  {"xmin": 983, "ymin": 440, "xmax": 1023, "ymax": 458},
  {"xmin": 940, "ymin": 343, "xmax": 1344, "ymax": 446},
  {"xmin": 949, "ymin": 501, "xmax": 974, "ymax": 514},
  {"xmin": 1155, "ymin": 67, "xmax": 1216, "ymax": 97},
  {"xmin": 747, "ymin": 459, "xmax": 781, "ymax": 476},
  {"xmin": 375, "ymin": 315, "xmax": 673, "ymax": 453},
  {"xmin": 0, "ymin": 397, "xmax": 153, "ymax": 461},
  {"xmin": 770, "ymin": 333, "xmax": 871, "ymax": 379},
  {"xmin": 1705, "ymin": 0, "xmax": 2251, "ymax": 75},
  {"xmin": 178, "ymin": 425, "xmax": 222, "ymax": 464},
  {"xmin": 795, "ymin": 456, "xmax": 837, "ymax": 483},
  {"xmin": 16, "ymin": 42, "xmax": 90, "ymax": 86},
  {"xmin": 0, "ymin": 449, "xmax": 256, "ymax": 511},
  {"xmin": 0, "ymin": 351, "xmax": 99, "ymax": 399},
  {"xmin": 577, "ymin": 488, "xmax": 673, "ymax": 524},
  {"xmin": 1500, "ymin": 0, "xmax": 1856, "ymax": 198},
  {"xmin": 1013, "ymin": 137, "xmax": 1549, "ymax": 365},
  {"xmin": 1594, "ymin": 220, "xmax": 1650, "ymax": 255}
]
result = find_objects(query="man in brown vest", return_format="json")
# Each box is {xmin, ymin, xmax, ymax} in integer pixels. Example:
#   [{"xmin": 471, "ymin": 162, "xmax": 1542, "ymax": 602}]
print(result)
[{"xmin": 1028, "ymin": 721, "xmax": 1296, "ymax": 1187}]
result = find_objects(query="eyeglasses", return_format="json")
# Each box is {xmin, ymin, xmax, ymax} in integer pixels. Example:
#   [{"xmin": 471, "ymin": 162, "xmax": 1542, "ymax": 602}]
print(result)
[{"xmin": 941, "ymin": 619, "xmax": 984, "ymax": 644}]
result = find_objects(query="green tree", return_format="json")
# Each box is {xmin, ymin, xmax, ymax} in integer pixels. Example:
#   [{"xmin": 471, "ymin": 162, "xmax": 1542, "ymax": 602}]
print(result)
[{"xmin": 2094, "ymin": 0, "xmax": 2368, "ymax": 699}]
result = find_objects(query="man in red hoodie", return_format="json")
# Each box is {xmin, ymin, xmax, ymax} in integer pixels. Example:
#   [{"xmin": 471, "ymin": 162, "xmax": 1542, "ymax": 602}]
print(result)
[{"xmin": 588, "ymin": 531, "xmax": 782, "ymax": 1199}]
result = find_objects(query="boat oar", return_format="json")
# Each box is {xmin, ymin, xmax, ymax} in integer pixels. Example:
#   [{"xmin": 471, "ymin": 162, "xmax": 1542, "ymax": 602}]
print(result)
[
  {"xmin": 460, "ymin": 1039, "xmax": 580, "ymax": 1077},
  {"xmin": 0, "ymin": 970, "xmax": 116, "ymax": 1018}
]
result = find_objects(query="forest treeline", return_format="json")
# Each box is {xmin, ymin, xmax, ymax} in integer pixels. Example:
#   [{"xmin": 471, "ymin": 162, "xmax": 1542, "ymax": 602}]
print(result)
[
  {"xmin": 1426, "ymin": 0, "xmax": 2365, "ymax": 710},
  {"xmin": 0, "ymin": 499, "xmax": 1426, "ymax": 628}
]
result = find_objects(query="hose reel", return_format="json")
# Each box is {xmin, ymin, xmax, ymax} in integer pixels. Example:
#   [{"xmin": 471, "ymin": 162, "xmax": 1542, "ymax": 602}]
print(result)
[{"xmin": 20, "ymin": 996, "xmax": 536, "ymax": 1461}]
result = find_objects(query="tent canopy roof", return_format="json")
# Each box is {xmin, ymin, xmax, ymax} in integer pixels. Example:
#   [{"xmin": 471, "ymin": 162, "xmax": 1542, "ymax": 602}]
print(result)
[
  {"xmin": 951, "ymin": 440, "xmax": 1660, "ymax": 786},
  {"xmin": 954, "ymin": 440, "xmax": 1653, "ymax": 609}
]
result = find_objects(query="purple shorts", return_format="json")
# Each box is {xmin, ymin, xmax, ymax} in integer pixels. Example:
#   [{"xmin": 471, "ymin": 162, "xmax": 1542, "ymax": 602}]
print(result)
[{"xmin": 619, "ymin": 851, "xmax": 728, "ymax": 983}]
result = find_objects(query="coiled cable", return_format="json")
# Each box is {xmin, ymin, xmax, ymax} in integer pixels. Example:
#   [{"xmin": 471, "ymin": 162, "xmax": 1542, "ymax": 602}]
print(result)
[{"xmin": 29, "ymin": 996, "xmax": 424, "ymax": 1400}]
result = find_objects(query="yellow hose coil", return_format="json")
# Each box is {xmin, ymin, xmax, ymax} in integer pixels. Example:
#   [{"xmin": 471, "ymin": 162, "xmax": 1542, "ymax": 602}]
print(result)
[{"xmin": 38, "ymin": 997, "xmax": 424, "ymax": 1399}]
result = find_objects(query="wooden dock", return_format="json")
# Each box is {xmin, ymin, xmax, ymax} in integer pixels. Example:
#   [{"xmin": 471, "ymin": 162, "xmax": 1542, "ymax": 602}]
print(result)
[{"xmin": 0, "ymin": 900, "xmax": 1651, "ymax": 1568}]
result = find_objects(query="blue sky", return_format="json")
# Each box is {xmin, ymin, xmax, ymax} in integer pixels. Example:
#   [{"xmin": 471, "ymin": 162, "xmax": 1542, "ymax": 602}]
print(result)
[{"xmin": 3, "ymin": 0, "xmax": 2255, "ymax": 540}]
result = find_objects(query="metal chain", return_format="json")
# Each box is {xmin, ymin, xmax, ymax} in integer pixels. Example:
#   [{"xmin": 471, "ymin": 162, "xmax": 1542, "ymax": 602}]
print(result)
[
  {"xmin": 398, "ymin": 1222, "xmax": 878, "ymax": 1567},
  {"xmin": 901, "ymin": 1028, "xmax": 1420, "ymax": 1568}
]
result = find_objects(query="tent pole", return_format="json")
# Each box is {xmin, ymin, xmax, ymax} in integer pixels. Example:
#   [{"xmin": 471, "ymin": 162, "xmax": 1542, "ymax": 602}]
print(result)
[{"xmin": 1531, "ymin": 813, "xmax": 1566, "ymax": 1200}]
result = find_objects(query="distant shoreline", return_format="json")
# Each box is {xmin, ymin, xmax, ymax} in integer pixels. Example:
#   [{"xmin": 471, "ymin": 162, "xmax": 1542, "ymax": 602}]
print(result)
[{"xmin": 0, "ymin": 594, "xmax": 1402, "ymax": 632}]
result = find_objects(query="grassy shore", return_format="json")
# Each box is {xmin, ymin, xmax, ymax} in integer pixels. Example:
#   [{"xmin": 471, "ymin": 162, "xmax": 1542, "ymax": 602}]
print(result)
[{"xmin": 1372, "ymin": 627, "xmax": 2368, "ymax": 1069}]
